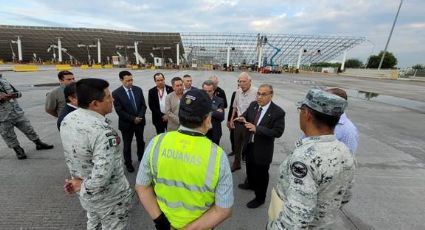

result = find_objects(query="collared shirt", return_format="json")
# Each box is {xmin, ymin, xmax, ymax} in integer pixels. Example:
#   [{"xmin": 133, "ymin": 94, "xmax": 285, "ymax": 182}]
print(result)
[
  {"xmin": 233, "ymin": 86, "xmax": 257, "ymax": 115},
  {"xmin": 158, "ymin": 87, "xmax": 168, "ymax": 113},
  {"xmin": 60, "ymin": 108, "xmax": 132, "ymax": 211},
  {"xmin": 256, "ymin": 101, "xmax": 271, "ymax": 125},
  {"xmin": 66, "ymin": 103, "xmax": 78, "ymax": 109},
  {"xmin": 268, "ymin": 135, "xmax": 355, "ymax": 229},
  {"xmin": 335, "ymin": 113, "xmax": 359, "ymax": 155},
  {"xmin": 136, "ymin": 126, "xmax": 234, "ymax": 209},
  {"xmin": 45, "ymin": 85, "xmax": 66, "ymax": 116}
]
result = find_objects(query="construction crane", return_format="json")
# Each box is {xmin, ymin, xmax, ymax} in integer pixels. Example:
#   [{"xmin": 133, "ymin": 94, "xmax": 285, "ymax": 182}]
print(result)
[{"xmin": 265, "ymin": 40, "xmax": 281, "ymax": 67}]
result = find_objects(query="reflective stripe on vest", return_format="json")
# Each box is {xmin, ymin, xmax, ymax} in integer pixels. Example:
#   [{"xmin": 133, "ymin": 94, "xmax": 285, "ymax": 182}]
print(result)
[{"xmin": 149, "ymin": 131, "xmax": 222, "ymax": 229}]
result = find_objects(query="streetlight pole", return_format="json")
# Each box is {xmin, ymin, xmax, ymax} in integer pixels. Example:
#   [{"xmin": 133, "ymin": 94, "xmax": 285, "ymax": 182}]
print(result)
[{"xmin": 378, "ymin": 0, "xmax": 403, "ymax": 70}]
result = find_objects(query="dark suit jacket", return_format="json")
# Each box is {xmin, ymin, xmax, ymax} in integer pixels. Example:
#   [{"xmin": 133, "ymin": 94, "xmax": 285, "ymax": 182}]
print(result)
[
  {"xmin": 209, "ymin": 96, "xmax": 225, "ymax": 140},
  {"xmin": 112, "ymin": 85, "xmax": 147, "ymax": 131},
  {"xmin": 57, "ymin": 104, "xmax": 76, "ymax": 130},
  {"xmin": 148, "ymin": 85, "xmax": 173, "ymax": 126},
  {"xmin": 227, "ymin": 91, "xmax": 236, "ymax": 122},
  {"xmin": 214, "ymin": 86, "xmax": 228, "ymax": 109},
  {"xmin": 242, "ymin": 101, "xmax": 285, "ymax": 165}
]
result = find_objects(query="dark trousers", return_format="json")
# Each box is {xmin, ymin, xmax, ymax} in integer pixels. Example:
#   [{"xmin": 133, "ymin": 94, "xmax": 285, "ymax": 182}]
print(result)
[
  {"xmin": 233, "ymin": 121, "xmax": 248, "ymax": 167},
  {"xmin": 153, "ymin": 121, "xmax": 167, "ymax": 134},
  {"xmin": 206, "ymin": 129, "xmax": 220, "ymax": 145},
  {"xmin": 121, "ymin": 126, "xmax": 145, "ymax": 165},
  {"xmin": 229, "ymin": 128, "xmax": 235, "ymax": 152},
  {"xmin": 246, "ymin": 143, "xmax": 270, "ymax": 202}
]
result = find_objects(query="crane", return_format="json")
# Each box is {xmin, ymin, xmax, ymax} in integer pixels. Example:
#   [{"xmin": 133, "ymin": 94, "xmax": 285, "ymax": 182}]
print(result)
[{"xmin": 265, "ymin": 40, "xmax": 281, "ymax": 67}]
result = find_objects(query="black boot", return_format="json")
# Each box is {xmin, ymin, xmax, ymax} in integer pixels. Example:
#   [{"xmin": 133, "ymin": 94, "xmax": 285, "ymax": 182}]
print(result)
[
  {"xmin": 34, "ymin": 139, "xmax": 54, "ymax": 150},
  {"xmin": 13, "ymin": 146, "xmax": 27, "ymax": 160}
]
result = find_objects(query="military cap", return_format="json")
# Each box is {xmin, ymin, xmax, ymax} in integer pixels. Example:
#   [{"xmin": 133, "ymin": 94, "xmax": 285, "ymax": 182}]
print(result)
[
  {"xmin": 179, "ymin": 89, "xmax": 212, "ymax": 118},
  {"xmin": 297, "ymin": 89, "xmax": 347, "ymax": 116}
]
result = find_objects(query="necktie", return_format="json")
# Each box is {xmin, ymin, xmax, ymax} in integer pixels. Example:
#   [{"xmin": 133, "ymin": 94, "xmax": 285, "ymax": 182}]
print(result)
[
  {"xmin": 250, "ymin": 107, "xmax": 262, "ymax": 143},
  {"xmin": 254, "ymin": 107, "xmax": 263, "ymax": 125},
  {"xmin": 128, "ymin": 88, "xmax": 137, "ymax": 112}
]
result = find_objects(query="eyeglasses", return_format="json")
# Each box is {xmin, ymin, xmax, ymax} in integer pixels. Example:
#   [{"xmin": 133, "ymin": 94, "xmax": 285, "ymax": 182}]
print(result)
[{"xmin": 256, "ymin": 92, "xmax": 272, "ymax": 97}]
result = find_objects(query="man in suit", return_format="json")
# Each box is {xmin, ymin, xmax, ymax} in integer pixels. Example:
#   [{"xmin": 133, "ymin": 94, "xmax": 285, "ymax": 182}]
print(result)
[
  {"xmin": 57, "ymin": 82, "xmax": 77, "ymax": 130},
  {"xmin": 148, "ymin": 73, "xmax": 173, "ymax": 134},
  {"xmin": 183, "ymin": 74, "xmax": 197, "ymax": 93},
  {"xmin": 45, "ymin": 70, "xmax": 75, "ymax": 117},
  {"xmin": 209, "ymin": 75, "xmax": 228, "ymax": 109},
  {"xmin": 235, "ymin": 84, "xmax": 285, "ymax": 208},
  {"xmin": 202, "ymin": 80, "xmax": 225, "ymax": 145},
  {"xmin": 112, "ymin": 71, "xmax": 147, "ymax": 173},
  {"xmin": 227, "ymin": 84, "xmax": 239, "ymax": 156}
]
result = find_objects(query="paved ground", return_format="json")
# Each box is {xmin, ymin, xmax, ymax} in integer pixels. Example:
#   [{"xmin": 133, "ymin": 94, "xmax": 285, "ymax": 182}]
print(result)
[{"xmin": 0, "ymin": 69, "xmax": 424, "ymax": 230}]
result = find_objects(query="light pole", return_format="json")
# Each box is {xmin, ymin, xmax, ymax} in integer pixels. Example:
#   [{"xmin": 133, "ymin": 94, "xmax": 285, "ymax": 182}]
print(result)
[{"xmin": 378, "ymin": 0, "xmax": 403, "ymax": 70}]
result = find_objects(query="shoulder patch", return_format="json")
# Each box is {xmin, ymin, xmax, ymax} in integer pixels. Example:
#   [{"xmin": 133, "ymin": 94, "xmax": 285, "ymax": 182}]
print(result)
[
  {"xmin": 108, "ymin": 136, "xmax": 121, "ymax": 147},
  {"xmin": 291, "ymin": 161, "xmax": 308, "ymax": 178}
]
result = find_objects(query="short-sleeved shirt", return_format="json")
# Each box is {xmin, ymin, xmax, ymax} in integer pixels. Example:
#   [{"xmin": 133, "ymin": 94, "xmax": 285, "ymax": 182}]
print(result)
[
  {"xmin": 268, "ymin": 135, "xmax": 355, "ymax": 229},
  {"xmin": 136, "ymin": 126, "xmax": 234, "ymax": 208},
  {"xmin": 60, "ymin": 108, "xmax": 132, "ymax": 212},
  {"xmin": 232, "ymin": 86, "xmax": 257, "ymax": 116}
]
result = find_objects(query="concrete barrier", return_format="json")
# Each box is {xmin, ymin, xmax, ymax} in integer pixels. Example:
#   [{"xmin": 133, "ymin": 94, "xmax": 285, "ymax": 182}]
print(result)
[
  {"xmin": 80, "ymin": 65, "xmax": 90, "ymax": 70},
  {"xmin": 92, "ymin": 64, "xmax": 103, "ymax": 69},
  {"xmin": 56, "ymin": 64, "xmax": 72, "ymax": 71},
  {"xmin": 13, "ymin": 65, "xmax": 39, "ymax": 72},
  {"xmin": 103, "ymin": 64, "xmax": 113, "ymax": 69},
  {"xmin": 340, "ymin": 68, "xmax": 399, "ymax": 79}
]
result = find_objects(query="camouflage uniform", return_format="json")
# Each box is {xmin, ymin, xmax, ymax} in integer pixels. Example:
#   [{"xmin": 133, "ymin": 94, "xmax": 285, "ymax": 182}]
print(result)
[
  {"xmin": 0, "ymin": 76, "xmax": 39, "ymax": 148},
  {"xmin": 60, "ymin": 108, "xmax": 133, "ymax": 230},
  {"xmin": 268, "ymin": 89, "xmax": 355, "ymax": 229}
]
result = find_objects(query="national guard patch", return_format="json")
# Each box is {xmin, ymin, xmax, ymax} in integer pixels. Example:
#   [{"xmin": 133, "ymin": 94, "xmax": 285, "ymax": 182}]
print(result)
[{"xmin": 291, "ymin": 161, "xmax": 308, "ymax": 178}]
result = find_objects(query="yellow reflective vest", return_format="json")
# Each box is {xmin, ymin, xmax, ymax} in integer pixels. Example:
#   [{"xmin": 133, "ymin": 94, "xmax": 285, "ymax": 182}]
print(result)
[{"xmin": 149, "ymin": 130, "xmax": 222, "ymax": 229}]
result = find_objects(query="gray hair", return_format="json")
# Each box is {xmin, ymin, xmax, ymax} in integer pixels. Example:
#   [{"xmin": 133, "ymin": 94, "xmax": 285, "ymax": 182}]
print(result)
[{"xmin": 259, "ymin": 84, "xmax": 273, "ymax": 94}]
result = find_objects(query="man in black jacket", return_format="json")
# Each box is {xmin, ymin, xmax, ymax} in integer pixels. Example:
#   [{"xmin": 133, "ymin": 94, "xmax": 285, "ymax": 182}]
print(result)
[
  {"xmin": 202, "ymin": 80, "xmax": 225, "ymax": 145},
  {"xmin": 235, "ymin": 84, "xmax": 285, "ymax": 208},
  {"xmin": 210, "ymin": 75, "xmax": 228, "ymax": 109},
  {"xmin": 112, "ymin": 71, "xmax": 147, "ymax": 172},
  {"xmin": 57, "ymin": 82, "xmax": 77, "ymax": 130},
  {"xmin": 148, "ymin": 73, "xmax": 173, "ymax": 134}
]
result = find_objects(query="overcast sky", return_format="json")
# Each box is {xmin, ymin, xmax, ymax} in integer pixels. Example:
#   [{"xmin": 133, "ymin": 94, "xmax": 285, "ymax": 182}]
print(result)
[{"xmin": 0, "ymin": 0, "xmax": 423, "ymax": 67}]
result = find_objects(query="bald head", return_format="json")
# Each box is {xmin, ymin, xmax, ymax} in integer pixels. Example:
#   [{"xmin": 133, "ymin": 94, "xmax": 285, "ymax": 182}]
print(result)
[{"xmin": 238, "ymin": 72, "xmax": 252, "ymax": 92}]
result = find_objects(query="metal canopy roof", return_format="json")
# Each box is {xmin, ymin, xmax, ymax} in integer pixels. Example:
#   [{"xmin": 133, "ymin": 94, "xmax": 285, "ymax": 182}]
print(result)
[
  {"xmin": 181, "ymin": 32, "xmax": 366, "ymax": 66},
  {"xmin": 0, "ymin": 25, "xmax": 366, "ymax": 66},
  {"xmin": 0, "ymin": 25, "xmax": 183, "ymax": 64}
]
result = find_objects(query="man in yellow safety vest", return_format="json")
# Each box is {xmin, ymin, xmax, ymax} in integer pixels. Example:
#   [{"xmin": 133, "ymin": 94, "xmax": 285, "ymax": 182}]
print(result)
[{"xmin": 135, "ymin": 89, "xmax": 234, "ymax": 230}]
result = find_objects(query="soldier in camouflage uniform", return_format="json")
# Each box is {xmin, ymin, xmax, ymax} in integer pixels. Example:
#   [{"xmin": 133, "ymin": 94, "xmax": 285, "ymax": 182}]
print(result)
[
  {"xmin": 0, "ymin": 73, "xmax": 53, "ymax": 159},
  {"xmin": 60, "ymin": 78, "xmax": 132, "ymax": 230},
  {"xmin": 268, "ymin": 89, "xmax": 355, "ymax": 229}
]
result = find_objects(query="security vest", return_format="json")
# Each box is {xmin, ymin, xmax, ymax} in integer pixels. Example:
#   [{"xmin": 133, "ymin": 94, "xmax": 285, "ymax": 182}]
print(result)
[{"xmin": 149, "ymin": 130, "xmax": 222, "ymax": 229}]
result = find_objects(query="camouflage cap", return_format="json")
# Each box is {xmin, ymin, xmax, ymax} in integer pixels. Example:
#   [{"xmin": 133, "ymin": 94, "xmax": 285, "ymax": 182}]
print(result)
[{"xmin": 297, "ymin": 89, "xmax": 347, "ymax": 116}]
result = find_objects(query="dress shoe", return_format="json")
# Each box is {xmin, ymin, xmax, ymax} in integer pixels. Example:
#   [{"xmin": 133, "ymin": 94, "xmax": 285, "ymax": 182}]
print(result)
[
  {"xmin": 231, "ymin": 165, "xmax": 241, "ymax": 173},
  {"xmin": 246, "ymin": 198, "xmax": 265, "ymax": 209},
  {"xmin": 13, "ymin": 146, "xmax": 27, "ymax": 160},
  {"xmin": 238, "ymin": 183, "xmax": 253, "ymax": 190},
  {"xmin": 125, "ymin": 163, "xmax": 135, "ymax": 173},
  {"xmin": 34, "ymin": 139, "xmax": 54, "ymax": 150},
  {"xmin": 227, "ymin": 152, "xmax": 235, "ymax": 156}
]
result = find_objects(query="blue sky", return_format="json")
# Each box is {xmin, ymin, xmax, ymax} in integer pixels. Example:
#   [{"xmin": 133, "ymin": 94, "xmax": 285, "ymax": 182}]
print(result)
[{"xmin": 0, "ymin": 0, "xmax": 423, "ymax": 67}]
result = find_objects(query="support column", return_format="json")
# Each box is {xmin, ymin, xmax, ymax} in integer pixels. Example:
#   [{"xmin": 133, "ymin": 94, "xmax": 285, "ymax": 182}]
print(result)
[
  {"xmin": 58, "ymin": 38, "xmax": 62, "ymax": 63},
  {"xmin": 296, "ymin": 47, "xmax": 303, "ymax": 70},
  {"xmin": 257, "ymin": 46, "xmax": 263, "ymax": 68},
  {"xmin": 226, "ymin": 46, "xmax": 230, "ymax": 68},
  {"xmin": 176, "ymin": 43, "xmax": 180, "ymax": 66},
  {"xmin": 17, "ymin": 36, "xmax": 23, "ymax": 62},
  {"xmin": 97, "ymin": 38, "xmax": 101, "ymax": 64},
  {"xmin": 134, "ymin": 41, "xmax": 139, "ymax": 65},
  {"xmin": 341, "ymin": 50, "xmax": 347, "ymax": 71}
]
